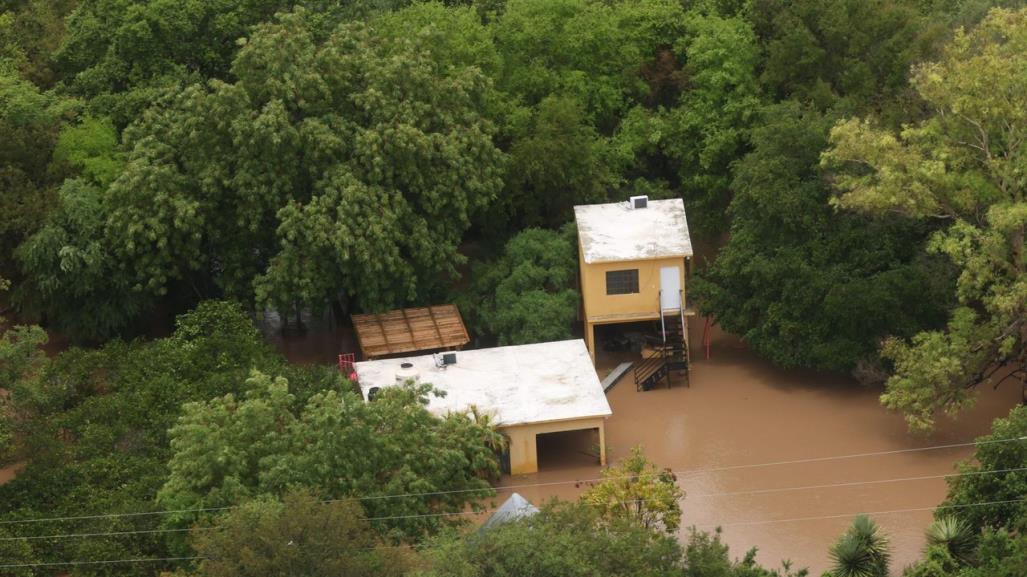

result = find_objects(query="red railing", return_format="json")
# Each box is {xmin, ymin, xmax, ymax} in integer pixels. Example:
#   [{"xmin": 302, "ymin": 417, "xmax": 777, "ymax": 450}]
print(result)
[{"xmin": 338, "ymin": 353, "xmax": 357, "ymax": 381}]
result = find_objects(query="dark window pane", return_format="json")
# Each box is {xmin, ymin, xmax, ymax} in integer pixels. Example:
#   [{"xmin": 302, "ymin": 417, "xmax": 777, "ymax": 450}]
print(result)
[{"xmin": 606, "ymin": 269, "xmax": 639, "ymax": 295}]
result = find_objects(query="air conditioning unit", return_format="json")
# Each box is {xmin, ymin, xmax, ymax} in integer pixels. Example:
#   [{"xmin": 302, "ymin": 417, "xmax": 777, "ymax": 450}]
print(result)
[
  {"xmin": 433, "ymin": 352, "xmax": 458, "ymax": 368},
  {"xmin": 629, "ymin": 195, "xmax": 649, "ymax": 209}
]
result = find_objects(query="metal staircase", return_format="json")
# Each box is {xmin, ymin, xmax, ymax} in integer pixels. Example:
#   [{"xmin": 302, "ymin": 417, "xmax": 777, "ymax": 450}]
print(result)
[{"xmin": 634, "ymin": 290, "xmax": 689, "ymax": 391}]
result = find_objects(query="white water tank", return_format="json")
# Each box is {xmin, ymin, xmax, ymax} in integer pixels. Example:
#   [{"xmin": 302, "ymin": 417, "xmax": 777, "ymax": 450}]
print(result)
[{"xmin": 395, "ymin": 362, "xmax": 420, "ymax": 384}]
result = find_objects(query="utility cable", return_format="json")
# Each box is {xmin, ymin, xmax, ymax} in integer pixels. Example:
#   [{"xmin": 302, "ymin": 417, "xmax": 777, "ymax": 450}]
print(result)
[
  {"xmin": 1, "ymin": 436, "xmax": 1023, "ymax": 527},
  {"xmin": 2, "ymin": 498, "xmax": 1023, "ymax": 570},
  {"xmin": 3, "ymin": 466, "xmax": 1023, "ymax": 542}
]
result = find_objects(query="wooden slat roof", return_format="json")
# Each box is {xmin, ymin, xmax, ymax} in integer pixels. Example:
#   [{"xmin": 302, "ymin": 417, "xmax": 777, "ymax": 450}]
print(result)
[{"xmin": 351, "ymin": 305, "xmax": 469, "ymax": 359}]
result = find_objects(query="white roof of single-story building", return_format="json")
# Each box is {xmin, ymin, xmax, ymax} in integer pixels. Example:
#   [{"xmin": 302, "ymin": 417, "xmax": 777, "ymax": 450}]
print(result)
[
  {"xmin": 354, "ymin": 339, "xmax": 612, "ymax": 427},
  {"xmin": 574, "ymin": 198, "xmax": 692, "ymax": 264}
]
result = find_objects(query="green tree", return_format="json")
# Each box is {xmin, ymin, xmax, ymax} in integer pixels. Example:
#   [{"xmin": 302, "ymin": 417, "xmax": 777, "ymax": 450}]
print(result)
[
  {"xmin": 0, "ymin": 0, "xmax": 77, "ymax": 87},
  {"xmin": 51, "ymin": 115, "xmax": 123, "ymax": 186},
  {"xmin": 683, "ymin": 527, "xmax": 808, "ymax": 577},
  {"xmin": 0, "ymin": 276, "xmax": 47, "ymax": 463},
  {"xmin": 749, "ymin": 0, "xmax": 941, "ymax": 121},
  {"xmin": 582, "ymin": 446, "xmax": 684, "ymax": 533},
  {"xmin": 0, "ymin": 301, "xmax": 298, "ymax": 575},
  {"xmin": 158, "ymin": 370, "xmax": 500, "ymax": 544},
  {"xmin": 654, "ymin": 9, "xmax": 761, "ymax": 232},
  {"xmin": 459, "ymin": 225, "xmax": 579, "ymax": 345},
  {"xmin": 493, "ymin": 0, "xmax": 689, "ymax": 132},
  {"xmin": 822, "ymin": 8, "xmax": 1027, "ymax": 431},
  {"xmin": 925, "ymin": 517, "xmax": 976, "ymax": 566},
  {"xmin": 421, "ymin": 501, "xmax": 686, "ymax": 577},
  {"xmin": 0, "ymin": 526, "xmax": 38, "ymax": 577},
  {"xmin": 902, "ymin": 528, "xmax": 1027, "ymax": 577},
  {"xmin": 54, "ymin": 0, "xmax": 366, "ymax": 127},
  {"xmin": 16, "ymin": 178, "xmax": 151, "ymax": 341},
  {"xmin": 95, "ymin": 9, "xmax": 503, "ymax": 317},
  {"xmin": 827, "ymin": 516, "xmax": 891, "ymax": 577},
  {"xmin": 694, "ymin": 101, "xmax": 950, "ymax": 372},
  {"xmin": 502, "ymin": 95, "xmax": 614, "ymax": 227},
  {"xmin": 955, "ymin": 528, "xmax": 1027, "ymax": 577},
  {"xmin": 939, "ymin": 406, "xmax": 1027, "ymax": 533},
  {"xmin": 188, "ymin": 489, "xmax": 411, "ymax": 577},
  {"xmin": 0, "ymin": 65, "xmax": 71, "ymax": 279}
]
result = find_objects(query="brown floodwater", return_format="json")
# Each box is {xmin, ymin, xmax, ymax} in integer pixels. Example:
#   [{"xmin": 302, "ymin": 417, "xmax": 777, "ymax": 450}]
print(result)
[
  {"xmin": 0, "ymin": 299, "xmax": 1019, "ymax": 574},
  {"xmin": 493, "ymin": 321, "xmax": 1022, "ymax": 575},
  {"xmin": 265, "ymin": 311, "xmax": 1021, "ymax": 574}
]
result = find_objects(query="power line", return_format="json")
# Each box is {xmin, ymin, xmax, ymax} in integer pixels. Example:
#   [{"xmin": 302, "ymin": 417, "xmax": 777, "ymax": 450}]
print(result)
[
  {"xmin": 687, "ymin": 466, "xmax": 1027, "ymax": 500},
  {"xmin": 694, "ymin": 497, "xmax": 1027, "ymax": 529},
  {"xmin": 4, "ymin": 466, "xmax": 1023, "ymax": 542},
  {"xmin": 0, "ymin": 556, "xmax": 205, "ymax": 570},
  {"xmin": 0, "ymin": 526, "xmax": 216, "ymax": 542},
  {"xmin": 2, "ymin": 498, "xmax": 1023, "ymax": 570},
  {"xmin": 1, "ymin": 435, "xmax": 1023, "ymax": 527}
]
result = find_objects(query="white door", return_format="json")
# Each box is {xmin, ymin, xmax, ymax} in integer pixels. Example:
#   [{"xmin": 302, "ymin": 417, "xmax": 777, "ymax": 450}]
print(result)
[{"xmin": 660, "ymin": 266, "xmax": 681, "ymax": 311}]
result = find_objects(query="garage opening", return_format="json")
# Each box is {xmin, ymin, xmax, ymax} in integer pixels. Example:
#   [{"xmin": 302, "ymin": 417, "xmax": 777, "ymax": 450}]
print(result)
[{"xmin": 535, "ymin": 428, "xmax": 601, "ymax": 471}]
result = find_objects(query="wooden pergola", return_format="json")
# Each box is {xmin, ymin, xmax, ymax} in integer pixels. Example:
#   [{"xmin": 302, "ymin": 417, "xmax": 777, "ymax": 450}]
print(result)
[{"xmin": 351, "ymin": 305, "xmax": 470, "ymax": 359}]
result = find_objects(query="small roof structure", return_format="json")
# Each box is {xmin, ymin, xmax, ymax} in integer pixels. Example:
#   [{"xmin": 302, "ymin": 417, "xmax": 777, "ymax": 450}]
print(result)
[
  {"xmin": 351, "ymin": 305, "xmax": 469, "ymax": 359},
  {"xmin": 481, "ymin": 493, "xmax": 539, "ymax": 530},
  {"xmin": 574, "ymin": 198, "xmax": 692, "ymax": 264},
  {"xmin": 354, "ymin": 339, "xmax": 612, "ymax": 427}
]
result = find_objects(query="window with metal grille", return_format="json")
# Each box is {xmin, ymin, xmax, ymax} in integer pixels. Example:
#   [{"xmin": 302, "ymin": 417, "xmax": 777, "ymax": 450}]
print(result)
[{"xmin": 605, "ymin": 269, "xmax": 639, "ymax": 295}]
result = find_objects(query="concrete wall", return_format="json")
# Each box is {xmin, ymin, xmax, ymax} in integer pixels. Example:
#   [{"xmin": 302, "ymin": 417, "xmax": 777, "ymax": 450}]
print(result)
[{"xmin": 504, "ymin": 417, "xmax": 607, "ymax": 475}]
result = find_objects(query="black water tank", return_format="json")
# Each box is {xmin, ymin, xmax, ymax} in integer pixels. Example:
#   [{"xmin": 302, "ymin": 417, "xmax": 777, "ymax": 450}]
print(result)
[{"xmin": 367, "ymin": 387, "xmax": 381, "ymax": 401}]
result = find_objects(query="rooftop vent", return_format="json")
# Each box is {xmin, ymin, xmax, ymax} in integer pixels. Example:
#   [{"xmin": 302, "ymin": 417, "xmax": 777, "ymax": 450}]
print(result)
[
  {"xmin": 395, "ymin": 362, "xmax": 420, "ymax": 384},
  {"xmin": 629, "ymin": 195, "xmax": 648, "ymax": 209}
]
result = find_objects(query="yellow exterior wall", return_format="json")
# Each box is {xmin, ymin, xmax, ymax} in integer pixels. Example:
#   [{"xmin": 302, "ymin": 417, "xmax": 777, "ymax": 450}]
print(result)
[
  {"xmin": 578, "ymin": 243, "xmax": 688, "ymax": 360},
  {"xmin": 503, "ymin": 417, "xmax": 607, "ymax": 475},
  {"xmin": 579, "ymin": 256, "xmax": 686, "ymax": 321}
]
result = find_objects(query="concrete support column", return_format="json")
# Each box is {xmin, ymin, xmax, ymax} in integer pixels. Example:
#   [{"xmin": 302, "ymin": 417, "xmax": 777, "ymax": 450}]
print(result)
[
  {"xmin": 507, "ymin": 428, "xmax": 539, "ymax": 475},
  {"xmin": 598, "ymin": 423, "xmax": 607, "ymax": 466},
  {"xmin": 585, "ymin": 321, "xmax": 596, "ymax": 363}
]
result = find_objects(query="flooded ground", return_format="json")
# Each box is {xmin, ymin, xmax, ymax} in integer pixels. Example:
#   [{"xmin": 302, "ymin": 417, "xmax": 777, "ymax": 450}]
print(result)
[
  {"xmin": 261, "ymin": 311, "xmax": 1021, "ymax": 574},
  {"xmin": 258, "ymin": 309, "xmax": 360, "ymax": 366},
  {"xmin": 495, "ymin": 321, "xmax": 1022, "ymax": 575},
  {"xmin": 0, "ymin": 461, "xmax": 25, "ymax": 485}
]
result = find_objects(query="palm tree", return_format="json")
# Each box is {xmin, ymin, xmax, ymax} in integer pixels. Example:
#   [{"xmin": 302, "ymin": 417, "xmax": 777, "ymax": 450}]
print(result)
[
  {"xmin": 925, "ymin": 516, "xmax": 976, "ymax": 565},
  {"xmin": 467, "ymin": 404, "xmax": 506, "ymax": 452},
  {"xmin": 828, "ymin": 515, "xmax": 890, "ymax": 577}
]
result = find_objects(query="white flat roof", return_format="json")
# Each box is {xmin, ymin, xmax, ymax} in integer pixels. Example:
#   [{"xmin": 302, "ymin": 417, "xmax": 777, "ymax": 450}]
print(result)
[
  {"xmin": 574, "ymin": 198, "xmax": 692, "ymax": 264},
  {"xmin": 354, "ymin": 340, "xmax": 612, "ymax": 427}
]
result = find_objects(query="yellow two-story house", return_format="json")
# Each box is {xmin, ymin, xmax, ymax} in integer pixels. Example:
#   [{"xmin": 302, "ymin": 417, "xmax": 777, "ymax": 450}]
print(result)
[{"xmin": 574, "ymin": 197, "xmax": 693, "ymax": 365}]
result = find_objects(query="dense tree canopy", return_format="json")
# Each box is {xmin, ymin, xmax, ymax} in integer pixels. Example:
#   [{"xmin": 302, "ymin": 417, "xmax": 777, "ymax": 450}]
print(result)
[
  {"xmin": 158, "ymin": 370, "xmax": 500, "ymax": 544},
  {"xmin": 0, "ymin": 302, "xmax": 338, "ymax": 574},
  {"xmin": 694, "ymin": 102, "xmax": 951, "ymax": 371},
  {"xmin": 823, "ymin": 7, "xmax": 1027, "ymax": 430},
  {"xmin": 3, "ymin": 1, "xmax": 1027, "ymax": 576},
  {"xmin": 187, "ymin": 489, "xmax": 412, "ymax": 577},
  {"xmin": 458, "ymin": 225, "xmax": 579, "ymax": 345},
  {"xmin": 0, "ymin": 64, "xmax": 72, "ymax": 279},
  {"xmin": 939, "ymin": 405, "xmax": 1027, "ymax": 533}
]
